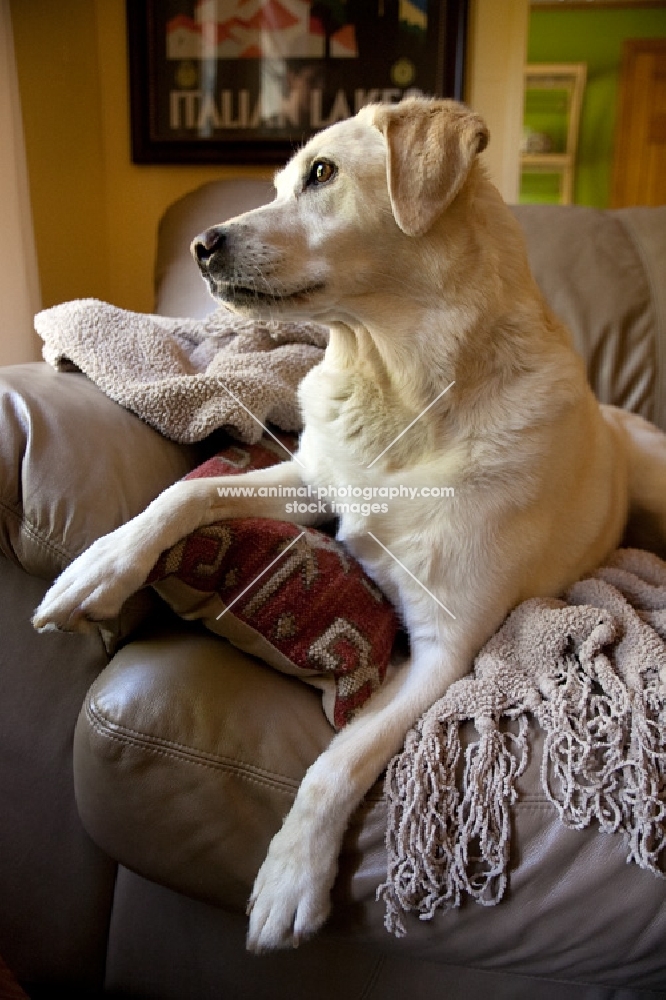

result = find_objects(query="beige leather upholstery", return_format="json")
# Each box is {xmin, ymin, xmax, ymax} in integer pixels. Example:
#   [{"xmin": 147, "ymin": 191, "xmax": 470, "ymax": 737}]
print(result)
[
  {"xmin": 512, "ymin": 205, "xmax": 666, "ymax": 431},
  {"xmin": 0, "ymin": 364, "xmax": 200, "ymax": 579}
]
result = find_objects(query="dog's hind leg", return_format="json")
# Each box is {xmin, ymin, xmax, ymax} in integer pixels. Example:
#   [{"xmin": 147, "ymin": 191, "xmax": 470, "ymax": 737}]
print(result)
[{"xmin": 603, "ymin": 405, "xmax": 666, "ymax": 557}]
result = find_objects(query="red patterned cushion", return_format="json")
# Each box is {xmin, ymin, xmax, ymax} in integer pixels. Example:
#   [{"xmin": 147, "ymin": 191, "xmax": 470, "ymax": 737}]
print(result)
[{"xmin": 147, "ymin": 435, "xmax": 398, "ymax": 729}]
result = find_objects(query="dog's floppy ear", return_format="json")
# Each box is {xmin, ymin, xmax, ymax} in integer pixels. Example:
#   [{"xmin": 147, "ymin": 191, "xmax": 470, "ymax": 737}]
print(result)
[{"xmin": 372, "ymin": 99, "xmax": 489, "ymax": 237}]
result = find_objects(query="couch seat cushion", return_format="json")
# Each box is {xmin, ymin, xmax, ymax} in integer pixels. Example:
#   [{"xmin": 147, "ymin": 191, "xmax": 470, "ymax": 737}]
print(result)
[{"xmin": 74, "ymin": 621, "xmax": 666, "ymax": 989}]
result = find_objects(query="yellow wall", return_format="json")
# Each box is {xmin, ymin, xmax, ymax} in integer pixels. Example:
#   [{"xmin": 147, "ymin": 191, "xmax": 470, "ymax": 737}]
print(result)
[
  {"xmin": 12, "ymin": 0, "xmax": 526, "ymax": 314},
  {"xmin": 467, "ymin": 0, "xmax": 527, "ymax": 204},
  {"xmin": 11, "ymin": 0, "xmax": 272, "ymax": 313},
  {"xmin": 1, "ymin": 0, "xmax": 42, "ymax": 365}
]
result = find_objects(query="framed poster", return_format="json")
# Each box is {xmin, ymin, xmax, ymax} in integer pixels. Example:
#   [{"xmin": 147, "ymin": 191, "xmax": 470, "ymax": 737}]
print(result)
[{"xmin": 127, "ymin": 0, "xmax": 469, "ymax": 165}]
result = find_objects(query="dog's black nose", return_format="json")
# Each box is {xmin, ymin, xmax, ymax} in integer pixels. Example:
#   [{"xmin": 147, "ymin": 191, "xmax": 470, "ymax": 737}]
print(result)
[{"xmin": 193, "ymin": 228, "xmax": 225, "ymax": 263}]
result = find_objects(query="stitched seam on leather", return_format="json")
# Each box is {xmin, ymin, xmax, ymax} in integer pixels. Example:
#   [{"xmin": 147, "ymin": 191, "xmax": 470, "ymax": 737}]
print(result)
[
  {"xmin": 86, "ymin": 699, "xmax": 301, "ymax": 795},
  {"xmin": 87, "ymin": 717, "xmax": 298, "ymax": 797},
  {"xmin": 518, "ymin": 798, "xmax": 561, "ymax": 809},
  {"xmin": 615, "ymin": 210, "xmax": 664, "ymax": 428},
  {"xmin": 430, "ymin": 958, "xmax": 665, "ymax": 996},
  {"xmin": 360, "ymin": 954, "xmax": 385, "ymax": 1000},
  {"xmin": 0, "ymin": 497, "xmax": 75, "ymax": 568}
]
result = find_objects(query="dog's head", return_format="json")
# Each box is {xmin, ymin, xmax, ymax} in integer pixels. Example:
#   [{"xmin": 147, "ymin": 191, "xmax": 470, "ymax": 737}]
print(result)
[{"xmin": 192, "ymin": 98, "xmax": 489, "ymax": 321}]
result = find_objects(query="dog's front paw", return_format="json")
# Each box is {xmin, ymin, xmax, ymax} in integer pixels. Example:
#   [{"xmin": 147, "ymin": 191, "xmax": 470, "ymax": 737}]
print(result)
[
  {"xmin": 246, "ymin": 824, "xmax": 336, "ymax": 952},
  {"xmin": 32, "ymin": 529, "xmax": 151, "ymax": 633}
]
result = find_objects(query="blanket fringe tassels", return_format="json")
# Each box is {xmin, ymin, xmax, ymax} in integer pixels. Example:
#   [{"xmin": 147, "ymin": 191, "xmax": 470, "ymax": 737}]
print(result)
[
  {"xmin": 380, "ymin": 550, "xmax": 666, "ymax": 937},
  {"xmin": 379, "ymin": 706, "xmax": 530, "ymax": 937},
  {"xmin": 380, "ymin": 715, "xmax": 463, "ymax": 937},
  {"xmin": 542, "ymin": 571, "xmax": 666, "ymax": 874},
  {"xmin": 456, "ymin": 713, "xmax": 529, "ymax": 904}
]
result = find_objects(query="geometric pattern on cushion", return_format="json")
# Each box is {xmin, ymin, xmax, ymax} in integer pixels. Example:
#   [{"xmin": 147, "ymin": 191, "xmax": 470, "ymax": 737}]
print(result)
[{"xmin": 147, "ymin": 434, "xmax": 398, "ymax": 729}]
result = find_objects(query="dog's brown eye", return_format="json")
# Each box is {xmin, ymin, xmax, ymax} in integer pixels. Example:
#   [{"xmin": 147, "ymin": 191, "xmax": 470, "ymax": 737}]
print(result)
[{"xmin": 308, "ymin": 159, "xmax": 336, "ymax": 187}]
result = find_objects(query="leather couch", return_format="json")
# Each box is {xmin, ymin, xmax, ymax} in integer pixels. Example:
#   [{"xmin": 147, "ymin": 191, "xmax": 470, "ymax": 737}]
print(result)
[{"xmin": 1, "ymin": 180, "xmax": 665, "ymax": 999}]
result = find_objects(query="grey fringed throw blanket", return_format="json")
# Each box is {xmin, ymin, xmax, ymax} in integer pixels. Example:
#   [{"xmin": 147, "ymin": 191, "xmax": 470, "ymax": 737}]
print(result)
[
  {"xmin": 380, "ymin": 547, "xmax": 666, "ymax": 936},
  {"xmin": 35, "ymin": 299, "xmax": 327, "ymax": 443}
]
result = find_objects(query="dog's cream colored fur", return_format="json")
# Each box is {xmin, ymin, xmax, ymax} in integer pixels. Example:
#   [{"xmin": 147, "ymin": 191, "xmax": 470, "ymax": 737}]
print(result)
[{"xmin": 33, "ymin": 99, "xmax": 666, "ymax": 951}]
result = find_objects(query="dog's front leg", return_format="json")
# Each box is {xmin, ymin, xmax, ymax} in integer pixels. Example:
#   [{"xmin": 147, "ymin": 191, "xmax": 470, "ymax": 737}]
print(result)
[
  {"xmin": 33, "ymin": 459, "xmax": 318, "ymax": 633},
  {"xmin": 246, "ymin": 632, "xmax": 472, "ymax": 951}
]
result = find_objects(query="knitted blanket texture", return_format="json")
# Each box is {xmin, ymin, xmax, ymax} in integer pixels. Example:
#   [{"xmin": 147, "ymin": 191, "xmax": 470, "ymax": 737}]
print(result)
[
  {"xmin": 380, "ymin": 547, "xmax": 666, "ymax": 935},
  {"xmin": 35, "ymin": 301, "xmax": 666, "ymax": 934},
  {"xmin": 35, "ymin": 299, "xmax": 327, "ymax": 443}
]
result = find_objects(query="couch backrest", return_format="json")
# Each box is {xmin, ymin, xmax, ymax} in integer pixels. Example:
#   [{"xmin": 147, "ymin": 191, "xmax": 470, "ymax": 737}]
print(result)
[
  {"xmin": 155, "ymin": 181, "xmax": 666, "ymax": 431},
  {"xmin": 512, "ymin": 204, "xmax": 665, "ymax": 432},
  {"xmin": 154, "ymin": 178, "xmax": 276, "ymax": 320}
]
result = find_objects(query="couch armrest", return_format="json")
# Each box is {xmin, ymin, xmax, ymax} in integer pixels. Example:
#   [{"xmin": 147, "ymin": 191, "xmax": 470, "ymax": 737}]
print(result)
[{"xmin": 0, "ymin": 363, "xmax": 201, "ymax": 580}]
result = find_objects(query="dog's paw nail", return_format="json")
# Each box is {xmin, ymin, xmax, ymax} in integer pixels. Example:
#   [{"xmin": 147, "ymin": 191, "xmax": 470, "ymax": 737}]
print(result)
[{"xmin": 32, "ymin": 618, "xmax": 59, "ymax": 633}]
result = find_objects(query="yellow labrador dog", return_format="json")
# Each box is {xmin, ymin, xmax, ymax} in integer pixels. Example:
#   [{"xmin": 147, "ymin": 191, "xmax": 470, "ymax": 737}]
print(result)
[{"xmin": 34, "ymin": 99, "xmax": 666, "ymax": 951}]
